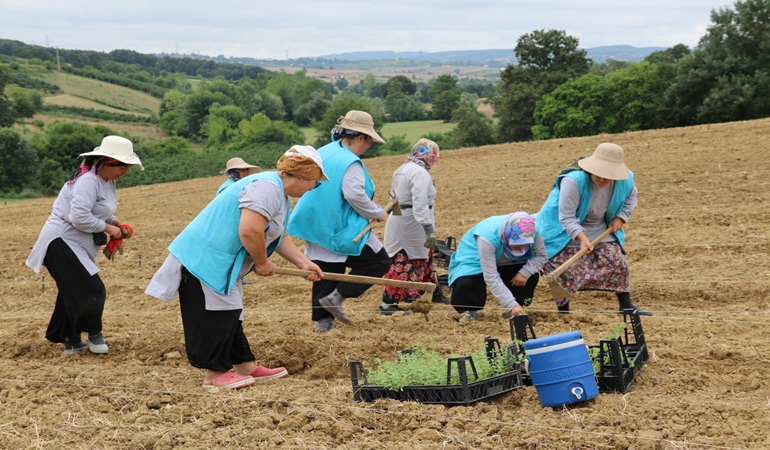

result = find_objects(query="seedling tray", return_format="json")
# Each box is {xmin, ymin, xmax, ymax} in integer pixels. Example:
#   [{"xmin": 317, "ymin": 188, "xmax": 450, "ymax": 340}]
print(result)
[
  {"xmin": 350, "ymin": 337, "xmax": 523, "ymax": 405},
  {"xmin": 509, "ymin": 309, "xmax": 649, "ymax": 394},
  {"xmin": 588, "ymin": 309, "xmax": 649, "ymax": 393}
]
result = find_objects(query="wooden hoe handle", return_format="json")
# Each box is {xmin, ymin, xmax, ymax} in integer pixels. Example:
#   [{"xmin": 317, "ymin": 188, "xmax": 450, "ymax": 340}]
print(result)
[
  {"xmin": 274, "ymin": 267, "xmax": 436, "ymax": 293},
  {"xmin": 547, "ymin": 227, "xmax": 614, "ymax": 279}
]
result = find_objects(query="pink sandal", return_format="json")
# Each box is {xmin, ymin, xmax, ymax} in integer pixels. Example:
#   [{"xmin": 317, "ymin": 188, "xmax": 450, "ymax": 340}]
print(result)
[
  {"xmin": 250, "ymin": 365, "xmax": 288, "ymax": 379},
  {"xmin": 202, "ymin": 372, "xmax": 255, "ymax": 389}
]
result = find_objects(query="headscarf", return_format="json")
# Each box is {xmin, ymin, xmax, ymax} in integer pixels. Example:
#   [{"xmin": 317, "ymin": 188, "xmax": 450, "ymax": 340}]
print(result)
[
  {"xmin": 226, "ymin": 168, "xmax": 242, "ymax": 182},
  {"xmin": 405, "ymin": 138, "xmax": 440, "ymax": 171},
  {"xmin": 66, "ymin": 156, "xmax": 120, "ymax": 185},
  {"xmin": 499, "ymin": 211, "xmax": 536, "ymax": 259},
  {"xmin": 277, "ymin": 153, "xmax": 323, "ymax": 181}
]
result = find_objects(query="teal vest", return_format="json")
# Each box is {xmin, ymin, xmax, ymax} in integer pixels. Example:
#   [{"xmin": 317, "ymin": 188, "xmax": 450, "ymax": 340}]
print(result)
[
  {"xmin": 169, "ymin": 172, "xmax": 286, "ymax": 294},
  {"xmin": 536, "ymin": 170, "xmax": 634, "ymax": 258},
  {"xmin": 288, "ymin": 141, "xmax": 375, "ymax": 256},
  {"xmin": 216, "ymin": 178, "xmax": 234, "ymax": 195},
  {"xmin": 448, "ymin": 215, "xmax": 536, "ymax": 286}
]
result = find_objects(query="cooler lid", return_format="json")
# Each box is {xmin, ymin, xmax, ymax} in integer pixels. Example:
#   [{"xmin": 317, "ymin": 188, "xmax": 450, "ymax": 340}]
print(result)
[{"xmin": 523, "ymin": 331, "xmax": 583, "ymax": 351}]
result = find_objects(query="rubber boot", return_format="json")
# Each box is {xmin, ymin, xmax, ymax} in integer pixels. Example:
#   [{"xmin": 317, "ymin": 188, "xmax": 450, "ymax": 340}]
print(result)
[
  {"xmin": 557, "ymin": 302, "xmax": 570, "ymax": 314},
  {"xmin": 617, "ymin": 292, "xmax": 652, "ymax": 316}
]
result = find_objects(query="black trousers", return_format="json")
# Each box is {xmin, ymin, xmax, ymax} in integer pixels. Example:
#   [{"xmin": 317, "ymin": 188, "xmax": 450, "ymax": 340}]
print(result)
[
  {"xmin": 450, "ymin": 264, "xmax": 539, "ymax": 313},
  {"xmin": 311, "ymin": 245, "xmax": 390, "ymax": 322},
  {"xmin": 179, "ymin": 267, "xmax": 255, "ymax": 371},
  {"xmin": 43, "ymin": 238, "xmax": 106, "ymax": 344}
]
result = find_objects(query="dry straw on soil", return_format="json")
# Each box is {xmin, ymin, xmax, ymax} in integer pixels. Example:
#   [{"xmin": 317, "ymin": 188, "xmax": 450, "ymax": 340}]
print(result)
[{"xmin": 2, "ymin": 118, "xmax": 769, "ymax": 449}]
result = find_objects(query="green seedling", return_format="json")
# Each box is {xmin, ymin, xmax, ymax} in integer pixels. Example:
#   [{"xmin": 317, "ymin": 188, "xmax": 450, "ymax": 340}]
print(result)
[{"xmin": 365, "ymin": 340, "xmax": 519, "ymax": 391}]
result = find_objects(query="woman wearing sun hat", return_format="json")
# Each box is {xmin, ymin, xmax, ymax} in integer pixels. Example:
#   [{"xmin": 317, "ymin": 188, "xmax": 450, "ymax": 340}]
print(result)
[
  {"xmin": 217, "ymin": 157, "xmax": 262, "ymax": 195},
  {"xmin": 26, "ymin": 135, "xmax": 143, "ymax": 355},
  {"xmin": 536, "ymin": 142, "xmax": 651, "ymax": 316},
  {"xmin": 288, "ymin": 110, "xmax": 392, "ymax": 333},
  {"xmin": 146, "ymin": 145, "xmax": 328, "ymax": 389},
  {"xmin": 447, "ymin": 212, "xmax": 547, "ymax": 323}
]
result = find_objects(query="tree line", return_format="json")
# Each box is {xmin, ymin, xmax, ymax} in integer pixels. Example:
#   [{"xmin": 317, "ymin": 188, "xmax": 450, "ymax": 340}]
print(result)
[{"xmin": 0, "ymin": 0, "xmax": 768, "ymax": 197}]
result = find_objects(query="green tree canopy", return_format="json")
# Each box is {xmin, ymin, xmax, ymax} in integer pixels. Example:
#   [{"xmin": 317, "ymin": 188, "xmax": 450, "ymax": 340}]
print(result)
[
  {"xmin": 494, "ymin": 29, "xmax": 592, "ymax": 142},
  {"xmin": 666, "ymin": 0, "xmax": 770, "ymax": 125}
]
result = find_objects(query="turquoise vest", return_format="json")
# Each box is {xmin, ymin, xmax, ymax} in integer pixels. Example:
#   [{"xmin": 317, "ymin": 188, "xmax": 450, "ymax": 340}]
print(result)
[
  {"xmin": 216, "ymin": 178, "xmax": 234, "ymax": 195},
  {"xmin": 536, "ymin": 170, "xmax": 634, "ymax": 258},
  {"xmin": 169, "ymin": 171, "xmax": 286, "ymax": 294},
  {"xmin": 448, "ymin": 215, "xmax": 536, "ymax": 286},
  {"xmin": 288, "ymin": 141, "xmax": 375, "ymax": 256}
]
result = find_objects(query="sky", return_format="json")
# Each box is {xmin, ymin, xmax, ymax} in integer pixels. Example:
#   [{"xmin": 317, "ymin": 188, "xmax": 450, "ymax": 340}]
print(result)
[{"xmin": 0, "ymin": 0, "xmax": 734, "ymax": 60}]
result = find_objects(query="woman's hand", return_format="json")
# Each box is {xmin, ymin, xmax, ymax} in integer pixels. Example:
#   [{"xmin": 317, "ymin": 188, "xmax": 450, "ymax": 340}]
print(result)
[
  {"xmin": 105, "ymin": 224, "xmax": 123, "ymax": 239},
  {"xmin": 504, "ymin": 304, "xmax": 525, "ymax": 317},
  {"xmin": 510, "ymin": 273, "xmax": 528, "ymax": 287},
  {"xmin": 298, "ymin": 261, "xmax": 323, "ymax": 282},
  {"xmin": 577, "ymin": 232, "xmax": 594, "ymax": 253},
  {"xmin": 253, "ymin": 259, "xmax": 276, "ymax": 277},
  {"xmin": 609, "ymin": 217, "xmax": 625, "ymax": 233}
]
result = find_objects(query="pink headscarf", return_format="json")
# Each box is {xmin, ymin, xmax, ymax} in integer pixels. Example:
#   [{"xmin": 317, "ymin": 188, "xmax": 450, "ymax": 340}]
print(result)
[{"xmin": 405, "ymin": 138, "xmax": 440, "ymax": 171}]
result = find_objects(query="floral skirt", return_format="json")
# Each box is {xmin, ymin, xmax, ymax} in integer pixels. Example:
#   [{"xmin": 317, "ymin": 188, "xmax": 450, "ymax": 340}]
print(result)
[
  {"xmin": 382, "ymin": 249, "xmax": 439, "ymax": 304},
  {"xmin": 542, "ymin": 242, "xmax": 630, "ymax": 306}
]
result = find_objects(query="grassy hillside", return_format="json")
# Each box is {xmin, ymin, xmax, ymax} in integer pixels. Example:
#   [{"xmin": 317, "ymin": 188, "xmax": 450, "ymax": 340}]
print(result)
[{"xmin": 36, "ymin": 71, "xmax": 161, "ymax": 116}]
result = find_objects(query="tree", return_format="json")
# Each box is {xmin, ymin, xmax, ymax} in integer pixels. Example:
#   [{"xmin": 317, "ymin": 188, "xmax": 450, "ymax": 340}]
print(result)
[
  {"xmin": 33, "ymin": 122, "xmax": 108, "ymax": 176},
  {"xmin": 382, "ymin": 75, "xmax": 417, "ymax": 98},
  {"xmin": 449, "ymin": 104, "xmax": 494, "ymax": 148},
  {"xmin": 384, "ymin": 91, "xmax": 425, "ymax": 122},
  {"xmin": 428, "ymin": 75, "xmax": 461, "ymax": 121},
  {"xmin": 494, "ymin": 29, "xmax": 592, "ymax": 142},
  {"xmin": 9, "ymin": 89, "xmax": 44, "ymax": 118},
  {"xmin": 666, "ymin": 0, "xmax": 770, "ymax": 125},
  {"xmin": 293, "ymin": 91, "xmax": 331, "ymax": 127},
  {"xmin": 0, "ymin": 128, "xmax": 38, "ymax": 193},
  {"xmin": 532, "ymin": 62, "xmax": 676, "ymax": 140},
  {"xmin": 0, "ymin": 69, "xmax": 14, "ymax": 127}
]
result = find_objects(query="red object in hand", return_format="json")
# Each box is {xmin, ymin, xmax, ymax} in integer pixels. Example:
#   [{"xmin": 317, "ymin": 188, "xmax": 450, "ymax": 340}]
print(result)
[
  {"xmin": 120, "ymin": 224, "xmax": 133, "ymax": 238},
  {"xmin": 104, "ymin": 236, "xmax": 124, "ymax": 260}
]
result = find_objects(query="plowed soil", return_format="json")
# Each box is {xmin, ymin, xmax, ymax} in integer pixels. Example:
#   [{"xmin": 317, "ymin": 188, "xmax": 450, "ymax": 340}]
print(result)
[{"xmin": 2, "ymin": 118, "xmax": 769, "ymax": 449}]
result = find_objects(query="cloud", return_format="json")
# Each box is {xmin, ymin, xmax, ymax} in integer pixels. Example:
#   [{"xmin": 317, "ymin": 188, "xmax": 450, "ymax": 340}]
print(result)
[{"xmin": 0, "ymin": 0, "xmax": 732, "ymax": 59}]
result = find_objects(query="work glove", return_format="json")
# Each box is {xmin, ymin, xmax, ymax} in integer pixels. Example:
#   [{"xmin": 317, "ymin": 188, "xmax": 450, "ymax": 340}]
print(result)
[
  {"xmin": 423, "ymin": 224, "xmax": 437, "ymax": 249},
  {"xmin": 119, "ymin": 223, "xmax": 134, "ymax": 238},
  {"xmin": 103, "ymin": 236, "xmax": 124, "ymax": 260}
]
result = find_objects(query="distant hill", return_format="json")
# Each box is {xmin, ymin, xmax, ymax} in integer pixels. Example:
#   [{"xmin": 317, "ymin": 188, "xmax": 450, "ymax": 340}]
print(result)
[
  {"xmin": 181, "ymin": 45, "xmax": 667, "ymax": 68},
  {"xmin": 316, "ymin": 45, "xmax": 666, "ymax": 65}
]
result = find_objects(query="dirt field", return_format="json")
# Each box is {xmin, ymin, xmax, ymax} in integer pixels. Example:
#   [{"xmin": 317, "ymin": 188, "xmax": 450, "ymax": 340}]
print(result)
[{"xmin": 2, "ymin": 118, "xmax": 769, "ymax": 449}]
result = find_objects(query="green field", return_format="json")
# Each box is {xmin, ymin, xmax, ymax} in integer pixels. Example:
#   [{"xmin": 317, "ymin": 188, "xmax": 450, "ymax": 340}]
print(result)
[
  {"xmin": 381, "ymin": 120, "xmax": 455, "ymax": 142},
  {"xmin": 35, "ymin": 71, "xmax": 160, "ymax": 116}
]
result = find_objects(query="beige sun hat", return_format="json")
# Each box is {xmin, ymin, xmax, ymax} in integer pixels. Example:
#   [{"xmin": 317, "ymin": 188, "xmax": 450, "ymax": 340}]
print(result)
[
  {"xmin": 79, "ymin": 136, "xmax": 144, "ymax": 170},
  {"xmin": 337, "ymin": 110, "xmax": 386, "ymax": 144},
  {"xmin": 224, "ymin": 157, "xmax": 261, "ymax": 172},
  {"xmin": 577, "ymin": 143, "xmax": 629, "ymax": 180}
]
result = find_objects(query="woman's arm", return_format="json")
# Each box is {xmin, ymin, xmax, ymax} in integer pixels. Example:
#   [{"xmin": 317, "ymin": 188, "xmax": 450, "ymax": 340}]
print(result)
[
  {"xmin": 275, "ymin": 237, "xmax": 322, "ymax": 281},
  {"xmin": 239, "ymin": 208, "xmax": 275, "ymax": 276}
]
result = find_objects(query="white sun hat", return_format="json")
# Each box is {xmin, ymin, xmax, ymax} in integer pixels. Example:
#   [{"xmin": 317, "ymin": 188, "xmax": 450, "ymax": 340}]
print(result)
[{"xmin": 79, "ymin": 136, "xmax": 144, "ymax": 170}]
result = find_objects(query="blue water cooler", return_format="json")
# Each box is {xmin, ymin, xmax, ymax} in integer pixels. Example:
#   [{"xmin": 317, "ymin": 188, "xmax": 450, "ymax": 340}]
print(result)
[{"xmin": 523, "ymin": 331, "xmax": 599, "ymax": 407}]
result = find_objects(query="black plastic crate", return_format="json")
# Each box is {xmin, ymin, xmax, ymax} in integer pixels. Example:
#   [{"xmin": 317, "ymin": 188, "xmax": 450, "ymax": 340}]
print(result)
[
  {"xmin": 588, "ymin": 309, "xmax": 649, "ymax": 393},
  {"xmin": 509, "ymin": 309, "xmax": 649, "ymax": 394},
  {"xmin": 350, "ymin": 336, "xmax": 523, "ymax": 405},
  {"xmin": 433, "ymin": 236, "xmax": 456, "ymax": 294}
]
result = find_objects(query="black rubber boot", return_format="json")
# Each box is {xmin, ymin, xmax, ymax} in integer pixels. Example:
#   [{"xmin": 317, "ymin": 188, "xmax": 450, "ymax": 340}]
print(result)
[
  {"xmin": 432, "ymin": 286, "xmax": 451, "ymax": 304},
  {"xmin": 557, "ymin": 302, "xmax": 570, "ymax": 314},
  {"xmin": 617, "ymin": 292, "xmax": 652, "ymax": 316}
]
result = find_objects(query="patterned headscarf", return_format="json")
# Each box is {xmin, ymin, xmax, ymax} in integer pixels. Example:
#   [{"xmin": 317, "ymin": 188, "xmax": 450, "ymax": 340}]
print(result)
[
  {"xmin": 499, "ymin": 211, "xmax": 536, "ymax": 259},
  {"xmin": 405, "ymin": 138, "xmax": 440, "ymax": 171},
  {"xmin": 277, "ymin": 152, "xmax": 323, "ymax": 181}
]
